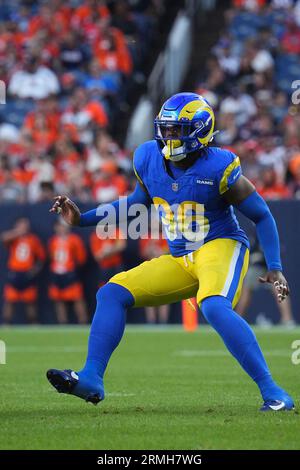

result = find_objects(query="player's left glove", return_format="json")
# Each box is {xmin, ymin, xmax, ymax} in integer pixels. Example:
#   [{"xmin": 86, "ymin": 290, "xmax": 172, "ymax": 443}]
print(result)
[{"xmin": 259, "ymin": 270, "xmax": 290, "ymax": 303}]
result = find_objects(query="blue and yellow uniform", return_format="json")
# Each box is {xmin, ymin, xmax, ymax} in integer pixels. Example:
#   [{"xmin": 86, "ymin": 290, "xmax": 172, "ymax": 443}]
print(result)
[
  {"xmin": 48, "ymin": 93, "xmax": 294, "ymax": 411},
  {"xmin": 110, "ymin": 141, "xmax": 249, "ymax": 308}
]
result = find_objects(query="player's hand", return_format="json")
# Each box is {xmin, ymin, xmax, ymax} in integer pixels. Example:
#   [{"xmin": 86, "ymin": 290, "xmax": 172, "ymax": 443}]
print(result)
[
  {"xmin": 50, "ymin": 196, "xmax": 81, "ymax": 226},
  {"xmin": 259, "ymin": 270, "xmax": 290, "ymax": 303}
]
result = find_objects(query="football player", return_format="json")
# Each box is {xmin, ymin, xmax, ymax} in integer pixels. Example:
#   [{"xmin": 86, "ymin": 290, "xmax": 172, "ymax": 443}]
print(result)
[{"xmin": 47, "ymin": 93, "xmax": 294, "ymax": 411}]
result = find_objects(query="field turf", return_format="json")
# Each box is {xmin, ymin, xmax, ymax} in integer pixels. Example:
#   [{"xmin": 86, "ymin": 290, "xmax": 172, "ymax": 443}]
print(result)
[{"xmin": 0, "ymin": 326, "xmax": 299, "ymax": 450}]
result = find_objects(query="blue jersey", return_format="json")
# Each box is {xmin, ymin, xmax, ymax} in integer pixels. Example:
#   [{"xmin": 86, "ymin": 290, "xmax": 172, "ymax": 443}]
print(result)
[{"xmin": 133, "ymin": 140, "xmax": 249, "ymax": 257}]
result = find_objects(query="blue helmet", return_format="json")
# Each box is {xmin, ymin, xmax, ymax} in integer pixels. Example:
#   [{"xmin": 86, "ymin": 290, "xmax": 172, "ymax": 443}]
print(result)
[{"xmin": 154, "ymin": 92, "xmax": 216, "ymax": 162}]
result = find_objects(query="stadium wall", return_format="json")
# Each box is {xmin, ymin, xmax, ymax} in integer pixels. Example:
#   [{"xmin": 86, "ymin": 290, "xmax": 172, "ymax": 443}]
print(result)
[{"xmin": 0, "ymin": 200, "xmax": 299, "ymax": 325}]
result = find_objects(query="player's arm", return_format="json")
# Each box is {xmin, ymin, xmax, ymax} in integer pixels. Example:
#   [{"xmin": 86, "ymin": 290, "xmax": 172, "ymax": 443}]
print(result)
[
  {"xmin": 49, "ymin": 181, "xmax": 152, "ymax": 227},
  {"xmin": 224, "ymin": 175, "xmax": 289, "ymax": 302},
  {"xmin": 0, "ymin": 227, "xmax": 23, "ymax": 245}
]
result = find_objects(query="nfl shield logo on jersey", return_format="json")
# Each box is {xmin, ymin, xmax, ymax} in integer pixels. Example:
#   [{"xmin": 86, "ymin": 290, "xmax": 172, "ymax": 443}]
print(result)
[{"xmin": 172, "ymin": 182, "xmax": 179, "ymax": 192}]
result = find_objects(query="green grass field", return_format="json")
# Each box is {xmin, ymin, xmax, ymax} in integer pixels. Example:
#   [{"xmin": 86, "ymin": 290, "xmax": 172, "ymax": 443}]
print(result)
[{"xmin": 0, "ymin": 325, "xmax": 299, "ymax": 450}]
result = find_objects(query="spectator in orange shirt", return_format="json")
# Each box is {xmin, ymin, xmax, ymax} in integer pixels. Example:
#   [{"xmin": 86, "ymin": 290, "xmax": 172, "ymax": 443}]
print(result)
[
  {"xmin": 289, "ymin": 152, "xmax": 300, "ymax": 178},
  {"xmin": 257, "ymin": 166, "xmax": 292, "ymax": 200},
  {"xmin": 28, "ymin": 3, "xmax": 71, "ymax": 38},
  {"xmin": 90, "ymin": 227, "xmax": 126, "ymax": 285},
  {"xmin": 48, "ymin": 219, "xmax": 88, "ymax": 324},
  {"xmin": 94, "ymin": 26, "xmax": 133, "ymax": 76},
  {"xmin": 61, "ymin": 88, "xmax": 108, "ymax": 136},
  {"xmin": 1, "ymin": 218, "xmax": 45, "ymax": 324},
  {"xmin": 52, "ymin": 135, "xmax": 81, "ymax": 180},
  {"xmin": 232, "ymin": 0, "xmax": 266, "ymax": 10},
  {"xmin": 139, "ymin": 234, "xmax": 170, "ymax": 325},
  {"xmin": 289, "ymin": 154, "xmax": 300, "ymax": 199},
  {"xmin": 91, "ymin": 160, "xmax": 128, "ymax": 203},
  {"xmin": 22, "ymin": 111, "xmax": 58, "ymax": 151},
  {"xmin": 23, "ymin": 97, "xmax": 61, "ymax": 141},
  {"xmin": 71, "ymin": 0, "xmax": 110, "ymax": 30}
]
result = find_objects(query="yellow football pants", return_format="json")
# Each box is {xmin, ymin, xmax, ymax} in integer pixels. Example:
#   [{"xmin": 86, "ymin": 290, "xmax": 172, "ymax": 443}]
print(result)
[{"xmin": 110, "ymin": 238, "xmax": 249, "ymax": 308}]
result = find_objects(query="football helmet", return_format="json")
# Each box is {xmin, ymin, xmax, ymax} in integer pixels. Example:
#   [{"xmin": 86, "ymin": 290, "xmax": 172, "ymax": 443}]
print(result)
[{"xmin": 154, "ymin": 92, "xmax": 216, "ymax": 162}]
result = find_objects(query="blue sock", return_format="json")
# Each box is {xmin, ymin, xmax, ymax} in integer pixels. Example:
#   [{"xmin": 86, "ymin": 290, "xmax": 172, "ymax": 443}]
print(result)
[
  {"xmin": 201, "ymin": 295, "xmax": 284, "ymax": 400},
  {"xmin": 78, "ymin": 282, "xmax": 134, "ymax": 381}
]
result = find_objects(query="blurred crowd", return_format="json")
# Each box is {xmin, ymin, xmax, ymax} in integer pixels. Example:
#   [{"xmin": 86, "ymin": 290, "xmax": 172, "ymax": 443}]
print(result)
[
  {"xmin": 0, "ymin": 0, "xmax": 164, "ymax": 204},
  {"xmin": 196, "ymin": 0, "xmax": 300, "ymax": 200},
  {"xmin": 0, "ymin": 0, "xmax": 300, "ymax": 206}
]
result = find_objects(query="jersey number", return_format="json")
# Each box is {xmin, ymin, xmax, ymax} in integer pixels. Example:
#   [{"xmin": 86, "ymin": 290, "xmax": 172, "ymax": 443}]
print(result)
[
  {"xmin": 54, "ymin": 248, "xmax": 68, "ymax": 264},
  {"xmin": 153, "ymin": 197, "xmax": 210, "ymax": 242},
  {"xmin": 16, "ymin": 242, "xmax": 30, "ymax": 261}
]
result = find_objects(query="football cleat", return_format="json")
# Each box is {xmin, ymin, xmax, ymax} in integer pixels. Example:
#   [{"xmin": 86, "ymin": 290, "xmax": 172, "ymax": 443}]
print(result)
[
  {"xmin": 46, "ymin": 368, "xmax": 104, "ymax": 405},
  {"xmin": 260, "ymin": 399, "xmax": 295, "ymax": 412}
]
